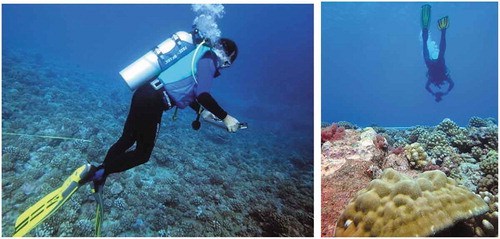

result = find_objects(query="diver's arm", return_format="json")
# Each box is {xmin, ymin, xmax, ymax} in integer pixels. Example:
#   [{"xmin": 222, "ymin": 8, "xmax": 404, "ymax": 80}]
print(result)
[
  {"xmin": 425, "ymin": 80, "xmax": 434, "ymax": 95},
  {"xmin": 197, "ymin": 93, "xmax": 227, "ymax": 120}
]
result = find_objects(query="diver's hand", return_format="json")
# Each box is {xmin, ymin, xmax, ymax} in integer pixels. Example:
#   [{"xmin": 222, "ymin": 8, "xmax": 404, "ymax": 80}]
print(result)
[
  {"xmin": 201, "ymin": 109, "xmax": 216, "ymax": 121},
  {"xmin": 223, "ymin": 115, "xmax": 240, "ymax": 133}
]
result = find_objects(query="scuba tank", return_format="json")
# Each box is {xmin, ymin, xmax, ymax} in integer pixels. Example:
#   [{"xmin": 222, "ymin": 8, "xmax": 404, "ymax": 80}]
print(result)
[{"xmin": 119, "ymin": 29, "xmax": 209, "ymax": 91}]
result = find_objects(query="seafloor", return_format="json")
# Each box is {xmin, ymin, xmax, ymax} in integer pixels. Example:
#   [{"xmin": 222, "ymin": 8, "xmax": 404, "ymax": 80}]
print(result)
[
  {"xmin": 2, "ymin": 49, "xmax": 313, "ymax": 237},
  {"xmin": 321, "ymin": 119, "xmax": 498, "ymax": 237}
]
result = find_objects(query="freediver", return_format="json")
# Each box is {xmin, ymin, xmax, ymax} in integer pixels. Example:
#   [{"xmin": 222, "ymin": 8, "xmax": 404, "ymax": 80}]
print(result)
[{"xmin": 421, "ymin": 4, "xmax": 454, "ymax": 102}]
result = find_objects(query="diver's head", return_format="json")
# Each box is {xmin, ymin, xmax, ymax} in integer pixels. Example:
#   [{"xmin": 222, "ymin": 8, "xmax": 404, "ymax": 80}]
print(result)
[{"xmin": 215, "ymin": 38, "xmax": 238, "ymax": 68}]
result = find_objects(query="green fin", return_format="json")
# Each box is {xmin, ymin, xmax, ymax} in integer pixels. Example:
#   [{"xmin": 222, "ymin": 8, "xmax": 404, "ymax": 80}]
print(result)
[
  {"xmin": 13, "ymin": 164, "xmax": 91, "ymax": 237},
  {"xmin": 438, "ymin": 16, "xmax": 449, "ymax": 30},
  {"xmin": 421, "ymin": 4, "xmax": 431, "ymax": 29},
  {"xmin": 93, "ymin": 184, "xmax": 104, "ymax": 237}
]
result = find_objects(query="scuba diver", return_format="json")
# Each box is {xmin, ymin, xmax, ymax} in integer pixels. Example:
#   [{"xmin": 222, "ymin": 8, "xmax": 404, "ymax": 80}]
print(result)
[
  {"xmin": 13, "ymin": 29, "xmax": 244, "ymax": 237},
  {"xmin": 421, "ymin": 4, "xmax": 454, "ymax": 102}
]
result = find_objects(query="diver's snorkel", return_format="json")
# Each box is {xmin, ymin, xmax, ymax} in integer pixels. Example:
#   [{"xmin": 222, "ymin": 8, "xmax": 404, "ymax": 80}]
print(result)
[{"xmin": 203, "ymin": 117, "xmax": 248, "ymax": 131}]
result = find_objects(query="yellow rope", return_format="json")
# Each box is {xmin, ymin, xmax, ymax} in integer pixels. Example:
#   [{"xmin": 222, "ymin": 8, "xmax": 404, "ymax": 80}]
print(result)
[{"xmin": 3, "ymin": 132, "xmax": 91, "ymax": 142}]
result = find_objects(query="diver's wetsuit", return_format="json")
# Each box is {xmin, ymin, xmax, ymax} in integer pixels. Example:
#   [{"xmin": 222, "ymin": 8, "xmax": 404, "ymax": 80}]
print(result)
[
  {"xmin": 102, "ymin": 51, "xmax": 228, "ymax": 175},
  {"xmin": 422, "ymin": 28, "xmax": 454, "ymax": 102}
]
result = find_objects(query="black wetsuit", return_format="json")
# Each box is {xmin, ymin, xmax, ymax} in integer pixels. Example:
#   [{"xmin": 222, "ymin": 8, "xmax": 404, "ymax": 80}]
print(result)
[
  {"xmin": 422, "ymin": 28, "xmax": 454, "ymax": 102},
  {"xmin": 102, "ymin": 52, "xmax": 228, "ymax": 175}
]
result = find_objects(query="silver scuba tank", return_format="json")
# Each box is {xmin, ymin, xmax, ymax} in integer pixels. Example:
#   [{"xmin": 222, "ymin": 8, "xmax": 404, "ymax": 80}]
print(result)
[{"xmin": 119, "ymin": 31, "xmax": 195, "ymax": 91}]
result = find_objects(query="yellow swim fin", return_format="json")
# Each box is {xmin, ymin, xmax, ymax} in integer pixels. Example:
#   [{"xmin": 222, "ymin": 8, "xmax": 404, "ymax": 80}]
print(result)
[
  {"xmin": 93, "ymin": 184, "xmax": 104, "ymax": 237},
  {"xmin": 13, "ymin": 164, "xmax": 91, "ymax": 237},
  {"xmin": 438, "ymin": 16, "xmax": 449, "ymax": 30}
]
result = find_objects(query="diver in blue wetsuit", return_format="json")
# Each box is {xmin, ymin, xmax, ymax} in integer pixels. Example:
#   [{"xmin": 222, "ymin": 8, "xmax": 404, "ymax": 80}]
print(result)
[{"xmin": 421, "ymin": 5, "xmax": 453, "ymax": 102}]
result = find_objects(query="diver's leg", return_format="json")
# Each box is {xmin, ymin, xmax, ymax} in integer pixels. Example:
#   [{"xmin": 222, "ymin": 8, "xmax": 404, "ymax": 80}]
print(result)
[
  {"xmin": 102, "ymin": 85, "xmax": 165, "ymax": 174},
  {"xmin": 103, "ymin": 115, "xmax": 161, "ymax": 174},
  {"xmin": 100, "ymin": 87, "xmax": 143, "ymax": 174},
  {"xmin": 422, "ymin": 29, "xmax": 431, "ymax": 66},
  {"xmin": 102, "ymin": 114, "xmax": 137, "ymax": 169},
  {"xmin": 438, "ymin": 29, "xmax": 446, "ymax": 61}
]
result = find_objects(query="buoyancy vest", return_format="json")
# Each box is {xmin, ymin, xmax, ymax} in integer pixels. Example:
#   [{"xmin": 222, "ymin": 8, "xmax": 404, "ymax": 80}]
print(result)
[
  {"xmin": 156, "ymin": 39, "xmax": 212, "ymax": 109},
  {"xmin": 119, "ymin": 29, "xmax": 213, "ymax": 109}
]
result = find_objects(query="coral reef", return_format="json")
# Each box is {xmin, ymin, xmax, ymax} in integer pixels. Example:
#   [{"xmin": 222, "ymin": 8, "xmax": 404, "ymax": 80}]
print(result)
[
  {"xmin": 478, "ymin": 174, "xmax": 498, "ymax": 195},
  {"xmin": 408, "ymin": 126, "xmax": 429, "ymax": 143},
  {"xmin": 335, "ymin": 169, "xmax": 489, "ymax": 237},
  {"xmin": 373, "ymin": 135, "xmax": 388, "ymax": 151},
  {"xmin": 382, "ymin": 154, "xmax": 410, "ymax": 172},
  {"xmin": 322, "ymin": 117, "xmax": 498, "ymax": 237},
  {"xmin": 472, "ymin": 191, "xmax": 499, "ymax": 236},
  {"xmin": 404, "ymin": 143, "xmax": 428, "ymax": 169},
  {"xmin": 422, "ymin": 130, "xmax": 448, "ymax": 149},
  {"xmin": 322, "ymin": 159, "xmax": 373, "ymax": 237},
  {"xmin": 450, "ymin": 132, "xmax": 474, "ymax": 153},
  {"xmin": 436, "ymin": 118, "xmax": 465, "ymax": 137},
  {"xmin": 428, "ymin": 145, "xmax": 458, "ymax": 165},
  {"xmin": 337, "ymin": 121, "xmax": 359, "ymax": 130},
  {"xmin": 2, "ymin": 49, "xmax": 313, "ymax": 237},
  {"xmin": 321, "ymin": 123, "xmax": 346, "ymax": 142},
  {"xmin": 469, "ymin": 116, "xmax": 490, "ymax": 128},
  {"xmin": 470, "ymin": 124, "xmax": 498, "ymax": 150},
  {"xmin": 480, "ymin": 150, "xmax": 498, "ymax": 175}
]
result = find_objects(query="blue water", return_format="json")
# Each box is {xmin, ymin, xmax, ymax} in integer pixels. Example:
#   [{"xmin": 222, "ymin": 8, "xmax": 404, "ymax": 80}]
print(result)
[
  {"xmin": 3, "ymin": 4, "xmax": 313, "ymax": 236},
  {"xmin": 4, "ymin": 4, "xmax": 313, "ymax": 132},
  {"xmin": 322, "ymin": 2, "xmax": 498, "ymax": 127}
]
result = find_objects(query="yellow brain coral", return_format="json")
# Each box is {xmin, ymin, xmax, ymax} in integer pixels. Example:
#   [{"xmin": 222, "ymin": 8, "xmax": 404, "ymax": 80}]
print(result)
[{"xmin": 335, "ymin": 168, "xmax": 489, "ymax": 237}]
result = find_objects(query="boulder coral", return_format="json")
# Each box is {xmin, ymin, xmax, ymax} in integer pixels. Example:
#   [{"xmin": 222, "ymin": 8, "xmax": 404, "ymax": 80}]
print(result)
[{"xmin": 335, "ymin": 169, "xmax": 489, "ymax": 237}]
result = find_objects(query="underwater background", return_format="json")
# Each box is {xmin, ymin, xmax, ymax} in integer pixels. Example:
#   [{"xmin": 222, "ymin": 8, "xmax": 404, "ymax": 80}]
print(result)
[
  {"xmin": 322, "ymin": 2, "xmax": 497, "ymax": 127},
  {"xmin": 321, "ymin": 2, "xmax": 498, "ymax": 237},
  {"xmin": 2, "ymin": 4, "xmax": 313, "ymax": 236}
]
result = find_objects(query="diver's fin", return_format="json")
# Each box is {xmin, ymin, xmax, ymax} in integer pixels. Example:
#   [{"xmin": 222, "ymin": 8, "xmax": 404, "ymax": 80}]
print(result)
[
  {"xmin": 13, "ymin": 164, "xmax": 91, "ymax": 237},
  {"xmin": 438, "ymin": 16, "xmax": 449, "ymax": 30},
  {"xmin": 93, "ymin": 183, "xmax": 104, "ymax": 237},
  {"xmin": 421, "ymin": 4, "xmax": 431, "ymax": 29}
]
